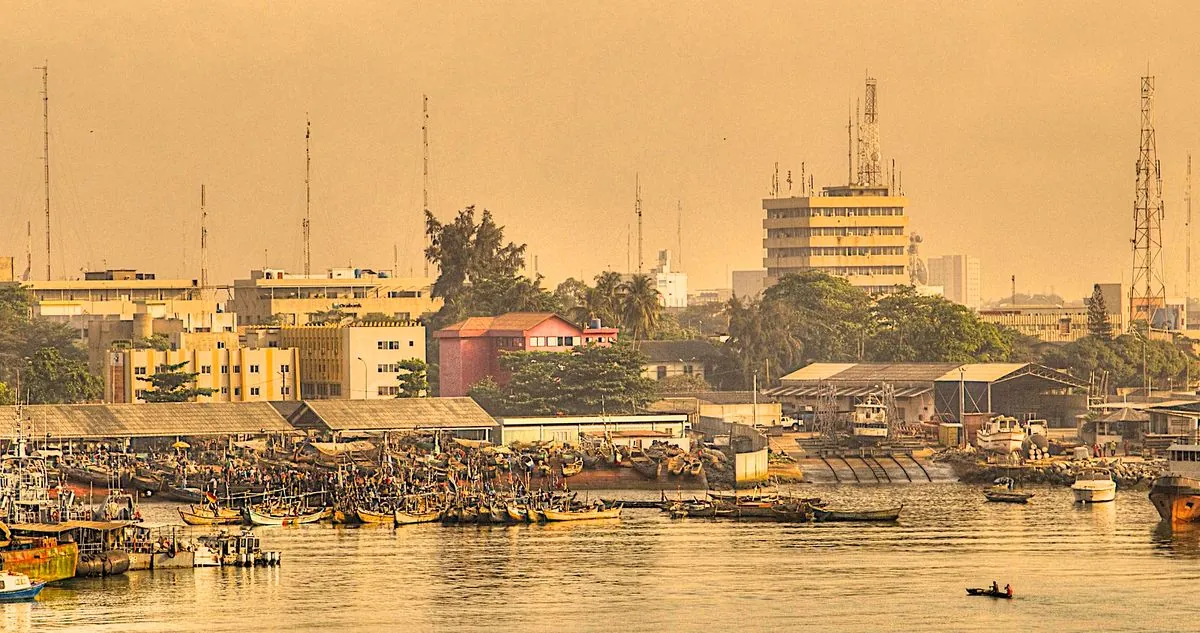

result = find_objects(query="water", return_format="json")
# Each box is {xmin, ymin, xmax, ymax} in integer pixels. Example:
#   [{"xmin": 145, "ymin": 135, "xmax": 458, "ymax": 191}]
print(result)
[{"xmin": 4, "ymin": 483, "xmax": 1199, "ymax": 632}]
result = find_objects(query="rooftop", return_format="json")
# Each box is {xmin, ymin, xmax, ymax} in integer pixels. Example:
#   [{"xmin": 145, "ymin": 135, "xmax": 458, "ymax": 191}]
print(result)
[
  {"xmin": 289, "ymin": 397, "xmax": 495, "ymax": 432},
  {"xmin": 0, "ymin": 402, "xmax": 295, "ymax": 439},
  {"xmin": 635, "ymin": 340, "xmax": 724, "ymax": 363}
]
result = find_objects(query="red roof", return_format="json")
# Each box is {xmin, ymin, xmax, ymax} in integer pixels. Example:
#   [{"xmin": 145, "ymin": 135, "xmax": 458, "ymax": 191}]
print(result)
[{"xmin": 435, "ymin": 312, "xmax": 571, "ymax": 338}]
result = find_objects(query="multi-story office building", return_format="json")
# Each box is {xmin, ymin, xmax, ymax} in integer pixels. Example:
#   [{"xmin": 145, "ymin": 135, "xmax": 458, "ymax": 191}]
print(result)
[
  {"xmin": 24, "ymin": 269, "xmax": 217, "ymax": 329},
  {"xmin": 104, "ymin": 346, "xmax": 300, "ymax": 403},
  {"xmin": 273, "ymin": 321, "xmax": 427, "ymax": 400},
  {"xmin": 651, "ymin": 250, "xmax": 687, "ymax": 308},
  {"xmin": 927, "ymin": 255, "xmax": 982, "ymax": 310},
  {"xmin": 228, "ymin": 267, "xmax": 440, "ymax": 326},
  {"xmin": 762, "ymin": 184, "xmax": 909, "ymax": 294}
]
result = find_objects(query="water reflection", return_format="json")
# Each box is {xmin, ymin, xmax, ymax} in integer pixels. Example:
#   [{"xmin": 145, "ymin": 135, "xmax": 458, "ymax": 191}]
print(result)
[{"xmin": 1150, "ymin": 521, "xmax": 1200, "ymax": 558}]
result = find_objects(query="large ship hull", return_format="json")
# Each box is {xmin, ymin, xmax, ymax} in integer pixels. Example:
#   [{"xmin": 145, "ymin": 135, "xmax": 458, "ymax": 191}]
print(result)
[
  {"xmin": 0, "ymin": 540, "xmax": 79, "ymax": 583},
  {"xmin": 976, "ymin": 432, "xmax": 1025, "ymax": 454},
  {"xmin": 1149, "ymin": 475, "xmax": 1200, "ymax": 524}
]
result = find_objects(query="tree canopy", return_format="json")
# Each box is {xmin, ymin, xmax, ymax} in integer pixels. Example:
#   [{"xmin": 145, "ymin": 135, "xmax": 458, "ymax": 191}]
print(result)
[
  {"xmin": 1086, "ymin": 284, "xmax": 1113, "ymax": 339},
  {"xmin": 395, "ymin": 358, "xmax": 429, "ymax": 398},
  {"xmin": 138, "ymin": 360, "xmax": 214, "ymax": 402},
  {"xmin": 0, "ymin": 286, "xmax": 100, "ymax": 404},
  {"xmin": 1041, "ymin": 332, "xmax": 1197, "ymax": 391}
]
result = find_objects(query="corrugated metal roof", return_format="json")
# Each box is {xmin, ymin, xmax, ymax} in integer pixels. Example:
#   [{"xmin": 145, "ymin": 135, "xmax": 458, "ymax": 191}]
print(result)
[
  {"xmin": 635, "ymin": 340, "xmax": 724, "ymax": 362},
  {"xmin": 0, "ymin": 402, "xmax": 295, "ymax": 439},
  {"xmin": 436, "ymin": 312, "xmax": 571, "ymax": 337},
  {"xmin": 763, "ymin": 385, "xmax": 931, "ymax": 399},
  {"xmin": 934, "ymin": 363, "xmax": 1028, "ymax": 383},
  {"xmin": 294, "ymin": 397, "xmax": 496, "ymax": 432},
  {"xmin": 779, "ymin": 363, "xmax": 857, "ymax": 382}
]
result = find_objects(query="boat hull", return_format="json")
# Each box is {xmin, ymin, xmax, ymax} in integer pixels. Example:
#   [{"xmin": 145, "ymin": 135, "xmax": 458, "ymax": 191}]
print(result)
[
  {"xmin": 0, "ymin": 541, "xmax": 79, "ymax": 583},
  {"xmin": 356, "ymin": 509, "xmax": 393, "ymax": 524},
  {"xmin": 246, "ymin": 507, "xmax": 327, "ymax": 526},
  {"xmin": 813, "ymin": 506, "xmax": 902, "ymax": 522},
  {"xmin": 1149, "ymin": 475, "xmax": 1200, "ymax": 524},
  {"xmin": 179, "ymin": 509, "xmax": 242, "ymax": 526},
  {"xmin": 0, "ymin": 580, "xmax": 46, "ymax": 602},
  {"xmin": 1071, "ymin": 483, "xmax": 1117, "ymax": 504},
  {"xmin": 541, "ymin": 507, "xmax": 622, "ymax": 522},
  {"xmin": 394, "ymin": 510, "xmax": 441, "ymax": 525}
]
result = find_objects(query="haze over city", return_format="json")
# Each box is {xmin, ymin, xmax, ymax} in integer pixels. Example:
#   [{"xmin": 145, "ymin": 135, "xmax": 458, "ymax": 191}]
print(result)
[{"xmin": 2, "ymin": 1, "xmax": 1200, "ymax": 300}]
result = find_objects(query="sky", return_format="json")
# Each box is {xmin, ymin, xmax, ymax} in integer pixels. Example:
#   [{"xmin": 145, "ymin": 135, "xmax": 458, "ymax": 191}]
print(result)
[{"xmin": 2, "ymin": 1, "xmax": 1200, "ymax": 302}]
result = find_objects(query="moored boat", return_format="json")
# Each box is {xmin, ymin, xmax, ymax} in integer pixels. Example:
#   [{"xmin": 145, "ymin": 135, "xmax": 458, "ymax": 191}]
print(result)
[
  {"xmin": 1071, "ymin": 468, "xmax": 1117, "ymax": 504},
  {"xmin": 976, "ymin": 416, "xmax": 1027, "ymax": 454},
  {"xmin": 812, "ymin": 505, "xmax": 903, "ymax": 522},
  {"xmin": 245, "ymin": 506, "xmax": 328, "ymax": 526},
  {"xmin": 1149, "ymin": 444, "xmax": 1200, "ymax": 524},
  {"xmin": 984, "ymin": 477, "xmax": 1033, "ymax": 504},
  {"xmin": 850, "ymin": 394, "xmax": 890, "ymax": 446},
  {"xmin": 541, "ymin": 505, "xmax": 622, "ymax": 522},
  {"xmin": 394, "ymin": 509, "xmax": 442, "ymax": 525},
  {"xmin": 179, "ymin": 509, "xmax": 242, "ymax": 526},
  {"xmin": 356, "ymin": 508, "xmax": 393, "ymax": 524}
]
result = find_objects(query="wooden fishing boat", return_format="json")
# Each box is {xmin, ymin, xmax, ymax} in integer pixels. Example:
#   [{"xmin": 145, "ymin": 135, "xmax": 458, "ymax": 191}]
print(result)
[
  {"xmin": 541, "ymin": 505, "xmax": 622, "ymax": 522},
  {"xmin": 667, "ymin": 456, "xmax": 685, "ymax": 476},
  {"xmin": 561, "ymin": 459, "xmax": 583, "ymax": 478},
  {"xmin": 506, "ymin": 504, "xmax": 527, "ymax": 523},
  {"xmin": 687, "ymin": 460, "xmax": 703, "ymax": 478},
  {"xmin": 130, "ymin": 473, "xmax": 163, "ymax": 493},
  {"xmin": 460, "ymin": 506, "xmax": 478, "ymax": 524},
  {"xmin": 526, "ymin": 507, "xmax": 544, "ymax": 523},
  {"xmin": 984, "ymin": 489, "xmax": 1034, "ymax": 503},
  {"xmin": 489, "ymin": 505, "xmax": 507, "ymax": 524},
  {"xmin": 188, "ymin": 504, "xmax": 241, "ymax": 519},
  {"xmin": 394, "ymin": 509, "xmax": 442, "ymax": 525},
  {"xmin": 356, "ymin": 508, "xmax": 393, "ymax": 524},
  {"xmin": 163, "ymin": 486, "xmax": 205, "ymax": 503},
  {"xmin": 812, "ymin": 506, "xmax": 902, "ymax": 522},
  {"xmin": 630, "ymin": 455, "xmax": 660, "ymax": 479},
  {"xmin": 179, "ymin": 508, "xmax": 241, "ymax": 526},
  {"xmin": 966, "ymin": 587, "xmax": 1013, "ymax": 599},
  {"xmin": 245, "ymin": 506, "xmax": 328, "ymax": 526}
]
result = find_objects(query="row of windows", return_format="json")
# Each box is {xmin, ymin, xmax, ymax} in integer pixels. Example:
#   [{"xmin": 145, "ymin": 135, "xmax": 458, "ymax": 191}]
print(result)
[
  {"xmin": 377, "ymin": 340, "xmax": 417, "ymax": 349},
  {"xmin": 530, "ymin": 336, "xmax": 579, "ymax": 347},
  {"xmin": 378, "ymin": 385, "xmax": 400, "ymax": 396},
  {"xmin": 1170, "ymin": 450, "xmax": 1200, "ymax": 462},
  {"xmin": 773, "ymin": 266, "xmax": 906, "ymax": 277},
  {"xmin": 302, "ymin": 382, "xmax": 343, "ymax": 397},
  {"xmin": 655, "ymin": 365, "xmax": 695, "ymax": 379},
  {"xmin": 136, "ymin": 363, "xmax": 284, "ymax": 375},
  {"xmin": 768, "ymin": 226, "xmax": 905, "ymax": 238},
  {"xmin": 767, "ymin": 206, "xmax": 904, "ymax": 219},
  {"xmin": 136, "ymin": 385, "xmax": 284, "ymax": 399},
  {"xmin": 377, "ymin": 363, "xmax": 408, "ymax": 373},
  {"xmin": 773, "ymin": 246, "xmax": 905, "ymax": 258}
]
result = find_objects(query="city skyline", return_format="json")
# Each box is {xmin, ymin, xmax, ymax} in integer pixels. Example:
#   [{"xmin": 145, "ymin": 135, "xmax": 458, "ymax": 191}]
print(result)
[{"xmin": 2, "ymin": 2, "xmax": 1200, "ymax": 302}]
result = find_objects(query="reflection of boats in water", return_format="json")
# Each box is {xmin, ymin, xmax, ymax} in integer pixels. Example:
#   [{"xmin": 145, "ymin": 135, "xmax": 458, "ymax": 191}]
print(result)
[
  {"xmin": 850, "ymin": 395, "xmax": 889, "ymax": 446},
  {"xmin": 1071, "ymin": 468, "xmax": 1116, "ymax": 504},
  {"xmin": 1150, "ymin": 444, "xmax": 1200, "ymax": 525}
]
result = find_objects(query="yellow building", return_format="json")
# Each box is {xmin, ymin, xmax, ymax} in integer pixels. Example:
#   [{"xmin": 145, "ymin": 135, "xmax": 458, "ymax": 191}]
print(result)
[
  {"xmin": 228, "ymin": 268, "xmax": 440, "ymax": 326},
  {"xmin": 273, "ymin": 321, "xmax": 427, "ymax": 400},
  {"xmin": 25, "ymin": 269, "xmax": 216, "ymax": 327},
  {"xmin": 762, "ymin": 184, "xmax": 909, "ymax": 294},
  {"xmin": 104, "ymin": 346, "xmax": 300, "ymax": 404},
  {"xmin": 977, "ymin": 306, "xmax": 1090, "ymax": 343}
]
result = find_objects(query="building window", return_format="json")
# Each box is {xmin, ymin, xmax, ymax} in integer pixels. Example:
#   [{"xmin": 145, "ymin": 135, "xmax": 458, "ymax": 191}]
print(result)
[
  {"xmin": 221, "ymin": 365, "xmax": 229, "ymax": 374},
  {"xmin": 200, "ymin": 365, "xmax": 211, "ymax": 374},
  {"xmin": 134, "ymin": 367, "xmax": 147, "ymax": 375},
  {"xmin": 250, "ymin": 387, "xmax": 260, "ymax": 396},
  {"xmin": 234, "ymin": 365, "xmax": 241, "ymax": 373},
  {"xmin": 281, "ymin": 386, "xmax": 290, "ymax": 396},
  {"xmin": 233, "ymin": 387, "xmax": 241, "ymax": 396},
  {"xmin": 280, "ymin": 364, "xmax": 290, "ymax": 373},
  {"xmin": 135, "ymin": 389, "xmax": 147, "ymax": 400},
  {"xmin": 684, "ymin": 364, "xmax": 694, "ymax": 375},
  {"xmin": 657, "ymin": 366, "xmax": 667, "ymax": 379},
  {"xmin": 221, "ymin": 387, "xmax": 229, "ymax": 394},
  {"xmin": 330, "ymin": 384, "xmax": 341, "ymax": 396},
  {"xmin": 377, "ymin": 385, "xmax": 400, "ymax": 396},
  {"xmin": 249, "ymin": 364, "xmax": 260, "ymax": 373},
  {"xmin": 409, "ymin": 340, "xmax": 415, "ymax": 347},
  {"xmin": 216, "ymin": 341, "xmax": 227, "ymax": 349}
]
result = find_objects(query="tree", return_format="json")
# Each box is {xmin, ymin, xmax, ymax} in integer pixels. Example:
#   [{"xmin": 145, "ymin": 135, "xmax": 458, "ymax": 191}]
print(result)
[
  {"xmin": 0, "ymin": 285, "xmax": 89, "ymax": 389},
  {"xmin": 619, "ymin": 274, "xmax": 661, "ymax": 341},
  {"xmin": 554, "ymin": 278, "xmax": 589, "ymax": 318},
  {"xmin": 396, "ymin": 358, "xmax": 428, "ymax": 398},
  {"xmin": 1041, "ymin": 331, "xmax": 1199, "ymax": 391},
  {"xmin": 467, "ymin": 343, "xmax": 656, "ymax": 416},
  {"xmin": 866, "ymin": 287, "xmax": 1012, "ymax": 362},
  {"xmin": 721, "ymin": 296, "xmax": 801, "ymax": 388},
  {"xmin": 23, "ymin": 348, "xmax": 102, "ymax": 404},
  {"xmin": 0, "ymin": 382, "xmax": 15, "ymax": 405},
  {"xmin": 657, "ymin": 373, "xmax": 711, "ymax": 393},
  {"xmin": 1087, "ymin": 284, "xmax": 1114, "ymax": 339},
  {"xmin": 133, "ymin": 333, "xmax": 171, "ymax": 351},
  {"xmin": 138, "ymin": 360, "xmax": 214, "ymax": 402},
  {"xmin": 763, "ymin": 271, "xmax": 871, "ymax": 362}
]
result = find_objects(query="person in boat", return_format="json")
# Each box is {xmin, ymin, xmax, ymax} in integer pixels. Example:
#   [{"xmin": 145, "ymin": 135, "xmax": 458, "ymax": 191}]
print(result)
[
  {"xmin": 991, "ymin": 581, "xmax": 999, "ymax": 594},
  {"xmin": 1004, "ymin": 584, "xmax": 1012, "ymax": 598}
]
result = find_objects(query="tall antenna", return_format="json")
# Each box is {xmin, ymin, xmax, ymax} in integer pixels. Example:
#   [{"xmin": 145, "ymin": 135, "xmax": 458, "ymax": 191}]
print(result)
[
  {"xmin": 303, "ymin": 115, "xmax": 312, "ymax": 276},
  {"xmin": 35, "ymin": 62, "xmax": 50, "ymax": 280},
  {"xmin": 846, "ymin": 104, "xmax": 853, "ymax": 185},
  {"xmin": 1130, "ymin": 74, "xmax": 1167, "ymax": 330},
  {"xmin": 858, "ymin": 76, "xmax": 881, "ymax": 186},
  {"xmin": 635, "ymin": 174, "xmax": 643, "ymax": 274},
  {"xmin": 1187, "ymin": 153, "xmax": 1193, "ymax": 309},
  {"xmin": 393, "ymin": 243, "xmax": 398, "ymax": 278},
  {"xmin": 22, "ymin": 221, "xmax": 31, "ymax": 282},
  {"xmin": 422, "ymin": 94, "xmax": 430, "ymax": 278},
  {"xmin": 200, "ymin": 184, "xmax": 209, "ymax": 294}
]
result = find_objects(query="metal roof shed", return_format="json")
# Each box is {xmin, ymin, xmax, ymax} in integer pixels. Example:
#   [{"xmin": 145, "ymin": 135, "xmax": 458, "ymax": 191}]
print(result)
[
  {"xmin": 933, "ymin": 363, "xmax": 1086, "ymax": 422},
  {"xmin": 0, "ymin": 402, "xmax": 296, "ymax": 440},
  {"xmin": 288, "ymin": 397, "xmax": 497, "ymax": 437}
]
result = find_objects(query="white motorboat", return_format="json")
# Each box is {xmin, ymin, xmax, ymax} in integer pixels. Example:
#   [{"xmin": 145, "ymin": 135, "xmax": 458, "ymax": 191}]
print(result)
[
  {"xmin": 851, "ymin": 395, "xmax": 889, "ymax": 445},
  {"xmin": 1072, "ymin": 468, "xmax": 1117, "ymax": 503},
  {"xmin": 976, "ymin": 416, "xmax": 1027, "ymax": 454},
  {"xmin": 0, "ymin": 570, "xmax": 46, "ymax": 602}
]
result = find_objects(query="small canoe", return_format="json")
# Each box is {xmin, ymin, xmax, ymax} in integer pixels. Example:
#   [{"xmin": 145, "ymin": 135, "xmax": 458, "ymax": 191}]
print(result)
[
  {"xmin": 188, "ymin": 504, "xmax": 241, "ymax": 519},
  {"xmin": 984, "ymin": 489, "xmax": 1034, "ymax": 504},
  {"xmin": 179, "ymin": 509, "xmax": 242, "ymax": 526},
  {"xmin": 966, "ymin": 587, "xmax": 1013, "ymax": 599},
  {"xmin": 395, "ymin": 509, "xmax": 442, "ymax": 525},
  {"xmin": 460, "ymin": 506, "xmax": 478, "ymax": 524},
  {"xmin": 812, "ymin": 506, "xmax": 902, "ymax": 522},
  {"xmin": 526, "ymin": 507, "xmax": 544, "ymax": 523},
  {"xmin": 489, "ymin": 506, "xmax": 508, "ymax": 524},
  {"xmin": 561, "ymin": 460, "xmax": 583, "ymax": 477},
  {"xmin": 541, "ymin": 506, "xmax": 622, "ymax": 522},
  {"xmin": 357, "ymin": 509, "xmax": 393, "ymax": 524},
  {"xmin": 246, "ymin": 507, "xmax": 327, "ymax": 526},
  {"xmin": 688, "ymin": 461, "xmax": 704, "ymax": 477}
]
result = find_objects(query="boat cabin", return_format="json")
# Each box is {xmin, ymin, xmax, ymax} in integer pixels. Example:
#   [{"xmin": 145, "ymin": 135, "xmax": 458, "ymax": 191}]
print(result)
[{"xmin": 1166, "ymin": 444, "xmax": 1200, "ymax": 479}]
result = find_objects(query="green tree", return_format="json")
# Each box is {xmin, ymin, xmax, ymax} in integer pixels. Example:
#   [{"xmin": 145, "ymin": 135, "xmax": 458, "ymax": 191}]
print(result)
[
  {"xmin": 866, "ymin": 287, "xmax": 1012, "ymax": 362},
  {"xmin": 138, "ymin": 360, "xmax": 214, "ymax": 402},
  {"xmin": 554, "ymin": 278, "xmax": 589, "ymax": 317},
  {"xmin": 396, "ymin": 358, "xmax": 429, "ymax": 398},
  {"xmin": 1087, "ymin": 284, "xmax": 1114, "ymax": 339},
  {"xmin": 721, "ymin": 296, "xmax": 801, "ymax": 388},
  {"xmin": 619, "ymin": 274, "xmax": 661, "ymax": 341},
  {"xmin": 133, "ymin": 333, "xmax": 171, "ymax": 351},
  {"xmin": 762, "ymin": 271, "xmax": 871, "ymax": 362},
  {"xmin": 0, "ymin": 382, "xmax": 15, "ymax": 405},
  {"xmin": 656, "ymin": 373, "xmax": 711, "ymax": 393},
  {"xmin": 23, "ymin": 348, "xmax": 102, "ymax": 404},
  {"xmin": 1040, "ymin": 331, "xmax": 1198, "ymax": 391}
]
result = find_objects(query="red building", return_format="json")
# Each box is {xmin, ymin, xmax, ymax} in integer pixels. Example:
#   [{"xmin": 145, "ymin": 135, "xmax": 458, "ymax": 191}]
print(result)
[{"xmin": 434, "ymin": 312, "xmax": 619, "ymax": 397}]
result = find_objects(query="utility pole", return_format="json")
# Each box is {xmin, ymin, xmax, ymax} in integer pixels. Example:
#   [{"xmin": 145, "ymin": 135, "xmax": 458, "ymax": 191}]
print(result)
[
  {"xmin": 35, "ymin": 62, "xmax": 50, "ymax": 280},
  {"xmin": 22, "ymin": 221, "xmax": 31, "ymax": 282},
  {"xmin": 1187, "ymin": 153, "xmax": 1193, "ymax": 317},
  {"xmin": 303, "ymin": 116, "xmax": 312, "ymax": 276},
  {"xmin": 422, "ymin": 95, "xmax": 431, "ymax": 278},
  {"xmin": 859, "ymin": 76, "xmax": 881, "ymax": 187},
  {"xmin": 676, "ymin": 200, "xmax": 682, "ymax": 268},
  {"xmin": 635, "ymin": 174, "xmax": 643, "ymax": 274}
]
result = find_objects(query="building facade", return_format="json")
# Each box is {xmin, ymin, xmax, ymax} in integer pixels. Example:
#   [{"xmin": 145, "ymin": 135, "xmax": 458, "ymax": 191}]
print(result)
[
  {"xmin": 651, "ymin": 250, "xmax": 688, "ymax": 308},
  {"xmin": 104, "ymin": 346, "xmax": 300, "ymax": 404},
  {"xmin": 762, "ymin": 185, "xmax": 909, "ymax": 294},
  {"xmin": 977, "ymin": 305, "xmax": 1090, "ymax": 343},
  {"xmin": 926, "ymin": 255, "xmax": 982, "ymax": 310},
  {"xmin": 434, "ymin": 312, "xmax": 618, "ymax": 397},
  {"xmin": 273, "ymin": 321, "xmax": 427, "ymax": 400},
  {"xmin": 228, "ymin": 267, "xmax": 440, "ymax": 326},
  {"xmin": 24, "ymin": 269, "xmax": 217, "ymax": 331}
]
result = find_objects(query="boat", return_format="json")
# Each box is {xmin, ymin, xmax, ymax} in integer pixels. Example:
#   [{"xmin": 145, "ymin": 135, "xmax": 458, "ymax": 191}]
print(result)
[
  {"xmin": 850, "ymin": 394, "xmax": 890, "ymax": 446},
  {"xmin": 245, "ymin": 506, "xmax": 328, "ymax": 526},
  {"xmin": 192, "ymin": 542, "xmax": 221, "ymax": 567},
  {"xmin": 163, "ymin": 485, "xmax": 206, "ymax": 503},
  {"xmin": 356, "ymin": 508, "xmax": 393, "ymax": 524},
  {"xmin": 0, "ymin": 570, "xmax": 46, "ymax": 602},
  {"xmin": 984, "ymin": 478, "xmax": 1034, "ymax": 504},
  {"xmin": 179, "ymin": 508, "xmax": 242, "ymax": 526},
  {"xmin": 812, "ymin": 506, "xmax": 903, "ymax": 522},
  {"xmin": 1150, "ymin": 443, "xmax": 1200, "ymax": 524},
  {"xmin": 976, "ymin": 416, "xmax": 1027, "ymax": 454},
  {"xmin": 526, "ymin": 506, "xmax": 544, "ymax": 523},
  {"xmin": 687, "ymin": 460, "xmax": 704, "ymax": 478},
  {"xmin": 505, "ymin": 503, "xmax": 527, "ymax": 523},
  {"xmin": 966, "ymin": 587, "xmax": 1013, "ymax": 599},
  {"xmin": 541, "ymin": 505, "xmax": 622, "ymax": 522},
  {"xmin": 560, "ymin": 454, "xmax": 583, "ymax": 477},
  {"xmin": 629, "ymin": 454, "xmax": 660, "ymax": 479},
  {"xmin": 1071, "ymin": 468, "xmax": 1117, "ymax": 504},
  {"xmin": 667, "ymin": 456, "xmax": 685, "ymax": 476},
  {"xmin": 489, "ymin": 505, "xmax": 507, "ymax": 524},
  {"xmin": 394, "ymin": 509, "xmax": 442, "ymax": 525}
]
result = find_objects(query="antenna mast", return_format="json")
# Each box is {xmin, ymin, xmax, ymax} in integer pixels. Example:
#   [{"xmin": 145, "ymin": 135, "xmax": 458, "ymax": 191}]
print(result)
[
  {"xmin": 303, "ymin": 116, "xmax": 312, "ymax": 276},
  {"xmin": 1129, "ymin": 74, "xmax": 1167, "ymax": 330},
  {"xmin": 35, "ymin": 62, "xmax": 50, "ymax": 280},
  {"xmin": 422, "ymin": 94, "xmax": 430, "ymax": 278},
  {"xmin": 635, "ymin": 174, "xmax": 643, "ymax": 274},
  {"xmin": 858, "ymin": 76, "xmax": 881, "ymax": 186},
  {"xmin": 200, "ymin": 184, "xmax": 209, "ymax": 295},
  {"xmin": 1187, "ymin": 153, "xmax": 1193, "ymax": 312},
  {"xmin": 22, "ymin": 222, "xmax": 31, "ymax": 282}
]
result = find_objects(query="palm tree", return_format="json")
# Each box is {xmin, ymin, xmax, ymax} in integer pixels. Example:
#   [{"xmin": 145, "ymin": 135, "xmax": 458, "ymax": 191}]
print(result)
[
  {"xmin": 619, "ymin": 274, "xmax": 661, "ymax": 341},
  {"xmin": 583, "ymin": 271, "xmax": 623, "ymax": 327}
]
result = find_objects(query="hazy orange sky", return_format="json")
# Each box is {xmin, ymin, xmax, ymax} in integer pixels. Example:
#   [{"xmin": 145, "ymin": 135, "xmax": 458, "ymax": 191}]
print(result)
[{"xmin": 2, "ymin": 2, "xmax": 1200, "ymax": 302}]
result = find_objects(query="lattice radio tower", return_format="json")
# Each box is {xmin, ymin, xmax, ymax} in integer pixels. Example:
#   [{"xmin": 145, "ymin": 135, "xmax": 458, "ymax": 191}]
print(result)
[
  {"xmin": 1129, "ymin": 75, "xmax": 1167, "ymax": 328},
  {"xmin": 857, "ymin": 76, "xmax": 881, "ymax": 187}
]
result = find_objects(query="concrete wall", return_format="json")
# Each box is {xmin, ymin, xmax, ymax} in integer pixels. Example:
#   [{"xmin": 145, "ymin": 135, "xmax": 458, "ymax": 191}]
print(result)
[
  {"xmin": 499, "ymin": 415, "xmax": 689, "ymax": 446},
  {"xmin": 735, "ymin": 448, "xmax": 769, "ymax": 485},
  {"xmin": 699, "ymin": 402, "xmax": 782, "ymax": 426}
]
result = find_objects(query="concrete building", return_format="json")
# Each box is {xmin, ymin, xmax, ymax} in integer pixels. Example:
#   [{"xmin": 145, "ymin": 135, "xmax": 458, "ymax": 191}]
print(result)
[
  {"xmin": 978, "ymin": 305, "xmax": 1090, "ymax": 343},
  {"xmin": 731, "ymin": 270, "xmax": 767, "ymax": 300},
  {"xmin": 688, "ymin": 288, "xmax": 732, "ymax": 305},
  {"xmin": 497, "ymin": 414, "xmax": 689, "ymax": 447},
  {"xmin": 85, "ymin": 311, "xmax": 239, "ymax": 375},
  {"xmin": 762, "ymin": 184, "xmax": 909, "ymax": 294},
  {"xmin": 103, "ymin": 346, "xmax": 300, "ymax": 404},
  {"xmin": 269, "ymin": 321, "xmax": 427, "ymax": 400},
  {"xmin": 926, "ymin": 255, "xmax": 981, "ymax": 310},
  {"xmin": 434, "ymin": 312, "xmax": 618, "ymax": 397},
  {"xmin": 227, "ymin": 267, "xmax": 439, "ymax": 326},
  {"xmin": 651, "ymin": 250, "xmax": 687, "ymax": 308},
  {"xmin": 637, "ymin": 340, "xmax": 724, "ymax": 383},
  {"xmin": 24, "ymin": 269, "xmax": 216, "ymax": 331}
]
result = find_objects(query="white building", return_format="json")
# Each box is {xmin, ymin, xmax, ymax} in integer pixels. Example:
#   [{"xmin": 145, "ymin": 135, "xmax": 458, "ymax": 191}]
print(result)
[
  {"xmin": 652, "ymin": 250, "xmax": 687, "ymax": 308},
  {"xmin": 926, "ymin": 255, "xmax": 981, "ymax": 310}
]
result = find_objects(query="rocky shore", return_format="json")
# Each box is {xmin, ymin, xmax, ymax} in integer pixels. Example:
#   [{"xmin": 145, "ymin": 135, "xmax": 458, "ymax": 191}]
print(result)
[{"xmin": 935, "ymin": 448, "xmax": 1167, "ymax": 490}]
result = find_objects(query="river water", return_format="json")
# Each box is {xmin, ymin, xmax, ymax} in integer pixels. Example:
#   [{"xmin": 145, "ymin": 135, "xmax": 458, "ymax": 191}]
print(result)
[{"xmin": 3, "ymin": 483, "xmax": 1197, "ymax": 632}]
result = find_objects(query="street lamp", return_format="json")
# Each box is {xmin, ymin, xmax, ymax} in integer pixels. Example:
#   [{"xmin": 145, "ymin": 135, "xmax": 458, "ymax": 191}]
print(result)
[{"xmin": 355, "ymin": 356, "xmax": 368, "ymax": 399}]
